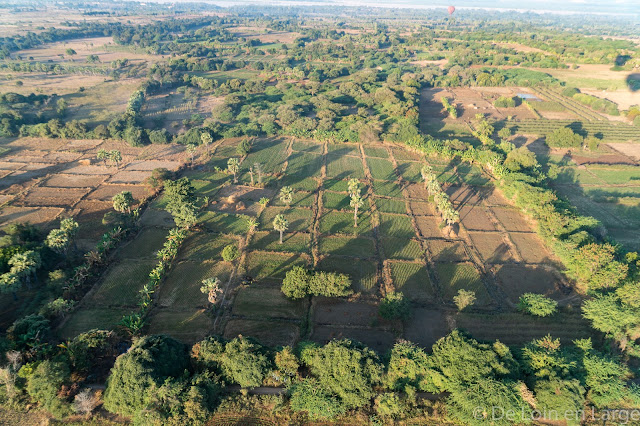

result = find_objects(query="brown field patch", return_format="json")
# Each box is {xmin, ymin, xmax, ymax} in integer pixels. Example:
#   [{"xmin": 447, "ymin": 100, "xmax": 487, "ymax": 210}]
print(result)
[
  {"xmin": 0, "ymin": 72, "xmax": 108, "ymax": 97},
  {"xmin": 607, "ymin": 143, "xmax": 640, "ymax": 162},
  {"xmin": 415, "ymin": 215, "xmax": 444, "ymax": 238},
  {"xmin": 63, "ymin": 139, "xmax": 103, "ymax": 151},
  {"xmin": 404, "ymin": 308, "xmax": 451, "ymax": 348},
  {"xmin": 428, "ymin": 239, "xmax": 469, "ymax": 262},
  {"xmin": 490, "ymin": 207, "xmax": 533, "ymax": 232},
  {"xmin": 224, "ymin": 319, "xmax": 300, "ymax": 348},
  {"xmin": 480, "ymin": 187, "xmax": 511, "ymax": 206},
  {"xmin": 0, "ymin": 206, "xmax": 64, "ymax": 226},
  {"xmin": 43, "ymin": 151, "xmax": 83, "ymax": 162},
  {"xmin": 86, "ymin": 184, "xmax": 150, "ymax": 202},
  {"xmin": 108, "ymin": 170, "xmax": 150, "ymax": 184},
  {"xmin": 494, "ymin": 264, "xmax": 564, "ymax": 303},
  {"xmin": 139, "ymin": 208, "xmax": 175, "ymax": 228},
  {"xmin": 43, "ymin": 173, "xmax": 106, "ymax": 188},
  {"xmin": 0, "ymin": 161, "xmax": 26, "ymax": 170},
  {"xmin": 63, "ymin": 164, "xmax": 112, "ymax": 175},
  {"xmin": 405, "ymin": 183, "xmax": 429, "ymax": 199},
  {"xmin": 468, "ymin": 231, "xmax": 516, "ymax": 263},
  {"xmin": 459, "ymin": 205, "xmax": 496, "ymax": 231},
  {"xmin": 311, "ymin": 326, "xmax": 396, "ymax": 355},
  {"xmin": 313, "ymin": 299, "xmax": 379, "ymax": 327},
  {"xmin": 446, "ymin": 185, "xmax": 483, "ymax": 206},
  {"xmin": 570, "ymin": 153, "xmax": 636, "ymax": 166},
  {"xmin": 409, "ymin": 200, "xmax": 435, "ymax": 215},
  {"xmin": 22, "ymin": 187, "xmax": 88, "ymax": 206},
  {"xmin": 5, "ymin": 137, "xmax": 65, "ymax": 151},
  {"xmin": 124, "ymin": 159, "xmax": 182, "ymax": 171},
  {"xmin": 510, "ymin": 233, "xmax": 555, "ymax": 264}
]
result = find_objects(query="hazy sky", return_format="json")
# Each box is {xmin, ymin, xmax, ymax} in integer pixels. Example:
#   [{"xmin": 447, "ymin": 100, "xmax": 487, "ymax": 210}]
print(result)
[{"xmin": 201, "ymin": 0, "xmax": 640, "ymax": 15}]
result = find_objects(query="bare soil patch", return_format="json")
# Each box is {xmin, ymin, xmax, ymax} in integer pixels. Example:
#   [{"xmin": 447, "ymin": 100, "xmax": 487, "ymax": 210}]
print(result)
[
  {"xmin": 607, "ymin": 143, "xmax": 640, "ymax": 162},
  {"xmin": 415, "ymin": 215, "xmax": 444, "ymax": 238},
  {"xmin": 409, "ymin": 200, "xmax": 435, "ymax": 215},
  {"xmin": 459, "ymin": 205, "xmax": 496, "ymax": 231},
  {"xmin": 108, "ymin": 170, "xmax": 151, "ymax": 184},
  {"xmin": 0, "ymin": 206, "xmax": 64, "ymax": 227},
  {"xmin": 446, "ymin": 184, "xmax": 483, "ymax": 206},
  {"xmin": 468, "ymin": 231, "xmax": 516, "ymax": 264},
  {"xmin": 22, "ymin": 187, "xmax": 88, "ymax": 206},
  {"xmin": 86, "ymin": 184, "xmax": 150, "ymax": 202},
  {"xmin": 428, "ymin": 239, "xmax": 469, "ymax": 262},
  {"xmin": 405, "ymin": 183, "xmax": 429, "ymax": 199},
  {"xmin": 63, "ymin": 164, "xmax": 112, "ymax": 175},
  {"xmin": 313, "ymin": 298, "xmax": 379, "ymax": 327},
  {"xmin": 404, "ymin": 308, "xmax": 451, "ymax": 348},
  {"xmin": 125, "ymin": 159, "xmax": 182, "ymax": 171},
  {"xmin": 494, "ymin": 264, "xmax": 564, "ymax": 303},
  {"xmin": 571, "ymin": 153, "xmax": 636, "ymax": 166},
  {"xmin": 44, "ymin": 173, "xmax": 106, "ymax": 188},
  {"xmin": 490, "ymin": 207, "xmax": 533, "ymax": 232},
  {"xmin": 139, "ymin": 208, "xmax": 175, "ymax": 228},
  {"xmin": 510, "ymin": 233, "xmax": 556, "ymax": 264}
]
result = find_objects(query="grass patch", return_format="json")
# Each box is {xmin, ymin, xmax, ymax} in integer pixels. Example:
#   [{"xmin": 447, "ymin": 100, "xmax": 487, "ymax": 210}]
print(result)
[
  {"xmin": 286, "ymin": 152, "xmax": 323, "ymax": 178},
  {"xmin": 259, "ymin": 207, "xmax": 313, "ymax": 232},
  {"xmin": 159, "ymin": 261, "xmax": 231, "ymax": 308},
  {"xmin": 327, "ymin": 143, "xmax": 360, "ymax": 156},
  {"xmin": 322, "ymin": 191, "xmax": 368, "ymax": 211},
  {"xmin": 318, "ymin": 235, "xmax": 376, "ymax": 258},
  {"xmin": 279, "ymin": 174, "xmax": 318, "ymax": 191},
  {"xmin": 273, "ymin": 190, "xmax": 315, "ymax": 208},
  {"xmin": 372, "ymin": 180, "xmax": 403, "ymax": 198},
  {"xmin": 379, "ymin": 214, "xmax": 416, "ymax": 239},
  {"xmin": 244, "ymin": 139, "xmax": 289, "ymax": 173},
  {"xmin": 250, "ymin": 231, "xmax": 311, "ymax": 253},
  {"xmin": 117, "ymin": 227, "xmax": 168, "ymax": 260},
  {"xmin": 375, "ymin": 197, "xmax": 406, "ymax": 214},
  {"xmin": 58, "ymin": 308, "xmax": 132, "ymax": 340},
  {"xmin": 200, "ymin": 211, "xmax": 251, "ymax": 235},
  {"xmin": 363, "ymin": 146, "xmax": 389, "ymax": 158},
  {"xmin": 389, "ymin": 261, "xmax": 434, "ymax": 302},
  {"xmin": 292, "ymin": 141, "xmax": 323, "ymax": 153},
  {"xmin": 317, "ymin": 256, "xmax": 377, "ymax": 293},
  {"xmin": 381, "ymin": 238, "xmax": 423, "ymax": 261},
  {"xmin": 232, "ymin": 287, "xmax": 306, "ymax": 319},
  {"xmin": 435, "ymin": 263, "xmax": 492, "ymax": 306},
  {"xmin": 366, "ymin": 157, "xmax": 396, "ymax": 180},
  {"xmin": 326, "ymin": 154, "xmax": 364, "ymax": 179},
  {"xmin": 147, "ymin": 309, "xmax": 212, "ymax": 343},
  {"xmin": 319, "ymin": 210, "xmax": 373, "ymax": 236},
  {"xmin": 246, "ymin": 252, "xmax": 310, "ymax": 281},
  {"xmin": 178, "ymin": 233, "xmax": 239, "ymax": 261},
  {"xmin": 90, "ymin": 260, "xmax": 156, "ymax": 306}
]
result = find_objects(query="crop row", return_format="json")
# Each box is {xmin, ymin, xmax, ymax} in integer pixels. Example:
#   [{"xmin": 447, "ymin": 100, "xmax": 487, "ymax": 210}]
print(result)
[
  {"xmin": 535, "ymin": 87, "xmax": 605, "ymax": 121},
  {"xmin": 510, "ymin": 119, "xmax": 640, "ymax": 141}
]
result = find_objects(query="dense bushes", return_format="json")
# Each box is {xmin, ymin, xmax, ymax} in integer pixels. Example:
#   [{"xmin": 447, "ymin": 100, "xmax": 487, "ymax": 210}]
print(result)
[
  {"xmin": 546, "ymin": 126, "xmax": 583, "ymax": 147},
  {"xmin": 494, "ymin": 96, "xmax": 518, "ymax": 108},
  {"xmin": 281, "ymin": 266, "xmax": 352, "ymax": 299}
]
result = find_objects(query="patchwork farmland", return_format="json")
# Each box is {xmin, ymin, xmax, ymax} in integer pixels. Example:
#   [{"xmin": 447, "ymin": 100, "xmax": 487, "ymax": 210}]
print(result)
[{"xmin": 56, "ymin": 136, "xmax": 591, "ymax": 351}]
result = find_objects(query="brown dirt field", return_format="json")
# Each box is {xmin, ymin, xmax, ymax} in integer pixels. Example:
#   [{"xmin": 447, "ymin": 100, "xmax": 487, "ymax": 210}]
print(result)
[
  {"xmin": 61, "ymin": 164, "xmax": 112, "ymax": 175},
  {"xmin": 73, "ymin": 200, "xmax": 113, "ymax": 241},
  {"xmin": 479, "ymin": 187, "xmax": 511, "ymax": 206},
  {"xmin": 139, "ymin": 143, "xmax": 186, "ymax": 162},
  {"xmin": 139, "ymin": 208, "xmax": 175, "ymax": 228},
  {"xmin": 224, "ymin": 319, "xmax": 300, "ymax": 348},
  {"xmin": 468, "ymin": 231, "xmax": 516, "ymax": 264},
  {"xmin": 607, "ymin": 143, "xmax": 640, "ymax": 162},
  {"xmin": 22, "ymin": 187, "xmax": 88, "ymax": 206},
  {"xmin": 403, "ymin": 308, "xmax": 451, "ymax": 348},
  {"xmin": 43, "ymin": 151, "xmax": 83, "ymax": 162},
  {"xmin": 405, "ymin": 183, "xmax": 429, "ymax": 199},
  {"xmin": 494, "ymin": 264, "xmax": 564, "ymax": 303},
  {"xmin": 311, "ymin": 326, "xmax": 396, "ymax": 355},
  {"xmin": 43, "ymin": 173, "xmax": 106, "ymax": 188},
  {"xmin": 0, "ymin": 72, "xmax": 109, "ymax": 97},
  {"xmin": 86, "ymin": 184, "xmax": 150, "ymax": 202},
  {"xmin": 108, "ymin": 170, "xmax": 151, "ymax": 184},
  {"xmin": 0, "ymin": 206, "xmax": 64, "ymax": 226},
  {"xmin": 446, "ymin": 184, "xmax": 483, "ymax": 206},
  {"xmin": 5, "ymin": 137, "xmax": 66, "ymax": 151},
  {"xmin": 313, "ymin": 298, "xmax": 379, "ymax": 327},
  {"xmin": 510, "ymin": 233, "xmax": 556, "ymax": 264},
  {"xmin": 0, "ymin": 161, "xmax": 26, "ymax": 170},
  {"xmin": 428, "ymin": 239, "xmax": 470, "ymax": 262},
  {"xmin": 124, "ymin": 159, "xmax": 182, "ymax": 171},
  {"xmin": 409, "ymin": 200, "xmax": 435, "ymax": 215},
  {"xmin": 459, "ymin": 205, "xmax": 496, "ymax": 231},
  {"xmin": 63, "ymin": 139, "xmax": 103, "ymax": 151},
  {"xmin": 415, "ymin": 215, "xmax": 444, "ymax": 238},
  {"xmin": 570, "ymin": 153, "xmax": 636, "ymax": 166},
  {"xmin": 490, "ymin": 207, "xmax": 533, "ymax": 232}
]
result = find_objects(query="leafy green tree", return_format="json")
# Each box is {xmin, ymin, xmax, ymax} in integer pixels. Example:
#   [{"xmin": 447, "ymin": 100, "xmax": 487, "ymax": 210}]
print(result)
[
  {"xmin": 281, "ymin": 266, "xmax": 311, "ymax": 299},
  {"xmin": 9, "ymin": 250, "xmax": 40, "ymax": 288},
  {"xmin": 282, "ymin": 267, "xmax": 352, "ymax": 299},
  {"xmin": 45, "ymin": 229, "xmax": 69, "ymax": 254},
  {"xmin": 504, "ymin": 147, "xmax": 538, "ymax": 171},
  {"xmin": 534, "ymin": 378, "xmax": 585, "ymax": 425},
  {"xmin": 7, "ymin": 314, "xmax": 50, "ymax": 350},
  {"xmin": 200, "ymin": 131, "xmax": 213, "ymax": 153},
  {"xmin": 385, "ymin": 341, "xmax": 442, "ymax": 393},
  {"xmin": 27, "ymin": 360, "xmax": 71, "ymax": 419},
  {"xmin": 96, "ymin": 149, "xmax": 108, "ymax": 166},
  {"xmin": 236, "ymin": 138, "xmax": 252, "ymax": 156},
  {"xmin": 103, "ymin": 335, "xmax": 189, "ymax": 416},
  {"xmin": 569, "ymin": 243, "xmax": 627, "ymax": 291},
  {"xmin": 289, "ymin": 378, "xmax": 346, "ymax": 420},
  {"xmin": 518, "ymin": 293, "xmax": 558, "ymax": 317},
  {"xmin": 379, "ymin": 291, "xmax": 411, "ymax": 320},
  {"xmin": 108, "ymin": 150, "xmax": 122, "ymax": 168},
  {"xmin": 374, "ymin": 392, "xmax": 405, "ymax": 419},
  {"xmin": 218, "ymin": 337, "xmax": 270, "ymax": 388},
  {"xmin": 221, "ymin": 244, "xmax": 239, "ymax": 262},
  {"xmin": 546, "ymin": 127, "xmax": 583, "ymax": 148},
  {"xmin": 520, "ymin": 335, "xmax": 576, "ymax": 379},
  {"xmin": 227, "ymin": 158, "xmax": 240, "ymax": 183},
  {"xmin": 112, "ymin": 191, "xmax": 135, "ymax": 214},
  {"xmin": 300, "ymin": 339, "xmax": 382, "ymax": 409},
  {"xmin": 273, "ymin": 214, "xmax": 288, "ymax": 244},
  {"xmin": 453, "ymin": 289, "xmax": 476, "ymax": 311},
  {"xmin": 186, "ymin": 143, "xmax": 197, "ymax": 164}
]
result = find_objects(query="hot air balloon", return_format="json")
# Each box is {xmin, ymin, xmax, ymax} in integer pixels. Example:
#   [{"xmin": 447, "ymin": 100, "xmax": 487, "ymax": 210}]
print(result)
[{"xmin": 448, "ymin": 5, "xmax": 456, "ymax": 15}]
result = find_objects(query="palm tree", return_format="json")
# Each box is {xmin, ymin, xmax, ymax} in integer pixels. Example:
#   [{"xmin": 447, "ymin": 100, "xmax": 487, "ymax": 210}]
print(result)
[
  {"xmin": 246, "ymin": 217, "xmax": 259, "ymax": 233},
  {"xmin": 347, "ymin": 178, "xmax": 361, "ymax": 197},
  {"xmin": 254, "ymin": 162, "xmax": 263, "ymax": 184},
  {"xmin": 186, "ymin": 143, "xmax": 197, "ymax": 165},
  {"xmin": 248, "ymin": 165, "xmax": 255, "ymax": 186},
  {"xmin": 96, "ymin": 149, "xmax": 108, "ymax": 167},
  {"xmin": 280, "ymin": 186, "xmax": 294, "ymax": 207},
  {"xmin": 112, "ymin": 191, "xmax": 134, "ymax": 214},
  {"xmin": 427, "ymin": 179, "xmax": 440, "ymax": 197},
  {"xmin": 350, "ymin": 193, "xmax": 364, "ymax": 227},
  {"xmin": 109, "ymin": 150, "xmax": 122, "ymax": 168},
  {"xmin": 273, "ymin": 214, "xmax": 288, "ymax": 244},
  {"xmin": 227, "ymin": 158, "xmax": 240, "ymax": 183},
  {"xmin": 200, "ymin": 277, "xmax": 222, "ymax": 304},
  {"xmin": 9, "ymin": 251, "xmax": 41, "ymax": 289},
  {"xmin": 421, "ymin": 164, "xmax": 433, "ymax": 189},
  {"xmin": 200, "ymin": 132, "xmax": 213, "ymax": 154},
  {"xmin": 45, "ymin": 229, "xmax": 70, "ymax": 254}
]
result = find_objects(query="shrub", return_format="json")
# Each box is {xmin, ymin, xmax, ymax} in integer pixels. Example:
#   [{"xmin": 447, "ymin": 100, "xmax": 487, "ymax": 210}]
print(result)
[
  {"xmin": 27, "ymin": 360, "xmax": 72, "ymax": 419},
  {"xmin": 561, "ymin": 87, "xmax": 580, "ymax": 97},
  {"xmin": 546, "ymin": 127, "xmax": 582, "ymax": 148},
  {"xmin": 518, "ymin": 293, "xmax": 558, "ymax": 317},
  {"xmin": 375, "ymin": 392, "xmax": 405, "ymax": 418},
  {"xmin": 453, "ymin": 289, "xmax": 476, "ymax": 311},
  {"xmin": 221, "ymin": 244, "xmax": 239, "ymax": 262},
  {"xmin": 281, "ymin": 267, "xmax": 352, "ymax": 299},
  {"xmin": 148, "ymin": 129, "xmax": 172, "ymax": 144},
  {"xmin": 7, "ymin": 314, "xmax": 50, "ymax": 350},
  {"xmin": 218, "ymin": 337, "xmax": 270, "ymax": 388},
  {"xmin": 379, "ymin": 291, "xmax": 411, "ymax": 320},
  {"xmin": 103, "ymin": 335, "xmax": 189, "ymax": 416},
  {"xmin": 494, "ymin": 96, "xmax": 517, "ymax": 108},
  {"xmin": 289, "ymin": 378, "xmax": 346, "ymax": 420}
]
